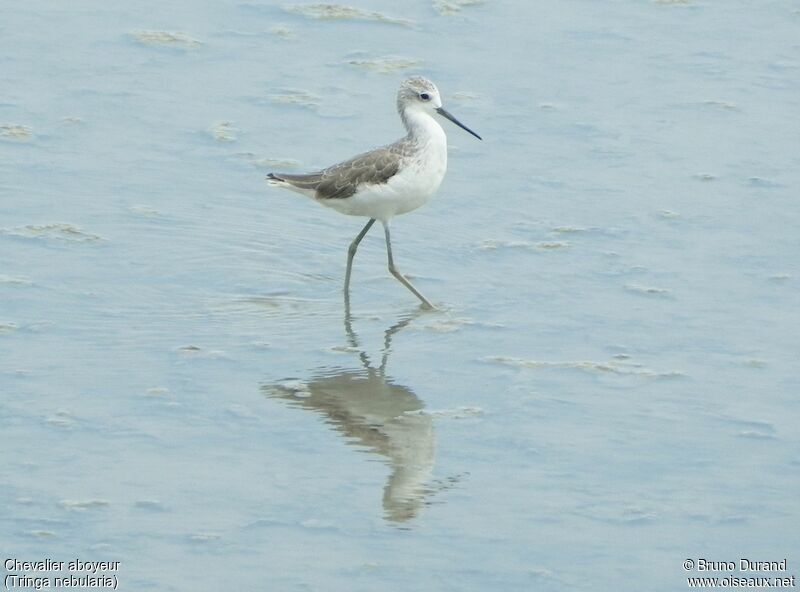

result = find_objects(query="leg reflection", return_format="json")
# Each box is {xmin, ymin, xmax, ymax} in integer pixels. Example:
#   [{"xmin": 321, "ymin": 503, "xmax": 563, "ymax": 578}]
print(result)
[{"xmin": 263, "ymin": 308, "xmax": 436, "ymax": 523}]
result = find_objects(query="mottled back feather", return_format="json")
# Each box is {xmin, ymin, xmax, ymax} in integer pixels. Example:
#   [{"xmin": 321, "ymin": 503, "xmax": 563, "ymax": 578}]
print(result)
[{"xmin": 269, "ymin": 137, "xmax": 418, "ymax": 200}]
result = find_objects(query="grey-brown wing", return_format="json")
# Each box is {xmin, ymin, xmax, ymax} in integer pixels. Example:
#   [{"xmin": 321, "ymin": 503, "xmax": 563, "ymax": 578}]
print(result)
[{"xmin": 316, "ymin": 145, "xmax": 405, "ymax": 200}]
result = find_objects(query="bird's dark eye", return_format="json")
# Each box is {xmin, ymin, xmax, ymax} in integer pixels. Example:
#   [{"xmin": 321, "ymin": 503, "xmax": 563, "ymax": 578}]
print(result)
[{"xmin": 419, "ymin": 92, "xmax": 431, "ymax": 101}]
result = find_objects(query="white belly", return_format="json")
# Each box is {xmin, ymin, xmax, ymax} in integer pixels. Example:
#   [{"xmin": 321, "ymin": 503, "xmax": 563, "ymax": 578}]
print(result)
[{"xmin": 320, "ymin": 140, "xmax": 448, "ymax": 221}]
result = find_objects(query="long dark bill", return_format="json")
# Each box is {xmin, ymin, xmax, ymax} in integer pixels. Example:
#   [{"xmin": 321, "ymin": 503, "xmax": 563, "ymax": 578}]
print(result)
[{"xmin": 436, "ymin": 107, "xmax": 482, "ymax": 140}]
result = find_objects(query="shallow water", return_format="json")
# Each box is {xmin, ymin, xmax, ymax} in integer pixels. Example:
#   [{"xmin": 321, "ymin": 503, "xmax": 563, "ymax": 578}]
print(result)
[{"xmin": 2, "ymin": 0, "xmax": 799, "ymax": 589}]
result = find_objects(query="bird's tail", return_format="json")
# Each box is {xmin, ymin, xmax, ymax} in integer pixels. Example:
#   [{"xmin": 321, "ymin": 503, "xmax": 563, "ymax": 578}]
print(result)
[
  {"xmin": 267, "ymin": 171, "xmax": 322, "ymax": 187},
  {"xmin": 266, "ymin": 172, "xmax": 288, "ymax": 187},
  {"xmin": 266, "ymin": 172, "xmax": 323, "ymax": 197}
]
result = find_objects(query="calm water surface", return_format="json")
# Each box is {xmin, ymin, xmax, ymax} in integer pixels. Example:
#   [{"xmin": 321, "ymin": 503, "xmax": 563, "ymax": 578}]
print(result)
[{"xmin": 2, "ymin": 1, "xmax": 798, "ymax": 590}]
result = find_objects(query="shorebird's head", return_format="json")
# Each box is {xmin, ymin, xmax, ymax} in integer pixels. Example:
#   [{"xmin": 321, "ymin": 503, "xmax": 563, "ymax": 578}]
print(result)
[{"xmin": 397, "ymin": 76, "xmax": 482, "ymax": 140}]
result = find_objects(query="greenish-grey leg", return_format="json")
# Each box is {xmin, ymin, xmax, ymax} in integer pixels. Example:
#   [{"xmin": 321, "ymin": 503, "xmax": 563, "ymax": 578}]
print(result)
[
  {"xmin": 382, "ymin": 221, "xmax": 435, "ymax": 310},
  {"xmin": 345, "ymin": 218, "xmax": 376, "ymax": 297}
]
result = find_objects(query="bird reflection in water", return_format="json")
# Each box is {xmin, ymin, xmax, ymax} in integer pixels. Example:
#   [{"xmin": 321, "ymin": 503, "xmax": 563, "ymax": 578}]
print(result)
[{"xmin": 262, "ymin": 307, "xmax": 436, "ymax": 524}]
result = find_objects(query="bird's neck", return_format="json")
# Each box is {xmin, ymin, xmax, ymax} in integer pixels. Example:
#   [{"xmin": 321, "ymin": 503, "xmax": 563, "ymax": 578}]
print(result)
[{"xmin": 401, "ymin": 107, "xmax": 447, "ymax": 149}]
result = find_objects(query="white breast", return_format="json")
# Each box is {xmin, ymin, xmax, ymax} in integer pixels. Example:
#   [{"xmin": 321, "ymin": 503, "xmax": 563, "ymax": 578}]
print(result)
[
  {"xmin": 391, "ymin": 136, "xmax": 448, "ymax": 214},
  {"xmin": 320, "ymin": 110, "xmax": 449, "ymax": 221}
]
